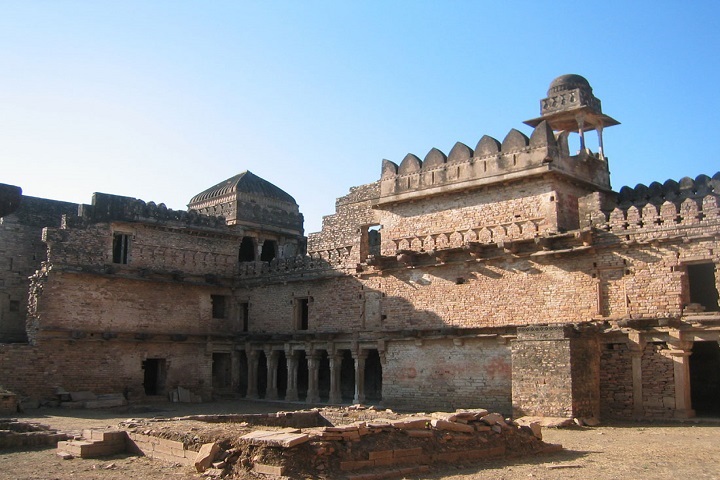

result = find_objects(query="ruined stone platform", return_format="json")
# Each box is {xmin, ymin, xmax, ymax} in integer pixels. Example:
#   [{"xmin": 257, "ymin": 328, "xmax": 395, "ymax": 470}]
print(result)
[{"xmin": 61, "ymin": 406, "xmax": 560, "ymax": 479}]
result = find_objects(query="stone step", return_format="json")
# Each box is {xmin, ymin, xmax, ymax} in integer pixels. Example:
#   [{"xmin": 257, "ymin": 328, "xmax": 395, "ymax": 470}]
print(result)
[
  {"xmin": 57, "ymin": 438, "xmax": 126, "ymax": 458},
  {"xmin": 81, "ymin": 429, "xmax": 127, "ymax": 444}
]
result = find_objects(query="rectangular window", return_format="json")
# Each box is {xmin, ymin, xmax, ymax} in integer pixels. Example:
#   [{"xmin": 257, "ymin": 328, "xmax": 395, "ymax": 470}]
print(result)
[
  {"xmin": 211, "ymin": 295, "xmax": 227, "ymax": 319},
  {"xmin": 240, "ymin": 302, "xmax": 249, "ymax": 332},
  {"xmin": 687, "ymin": 263, "xmax": 719, "ymax": 312},
  {"xmin": 294, "ymin": 297, "xmax": 309, "ymax": 330},
  {"xmin": 112, "ymin": 233, "xmax": 130, "ymax": 264}
]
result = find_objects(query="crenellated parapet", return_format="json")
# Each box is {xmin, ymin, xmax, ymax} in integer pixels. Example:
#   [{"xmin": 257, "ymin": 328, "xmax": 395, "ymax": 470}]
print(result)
[
  {"xmin": 375, "ymin": 121, "xmax": 610, "ymax": 206},
  {"xmin": 586, "ymin": 173, "xmax": 720, "ymax": 241},
  {"xmin": 74, "ymin": 192, "xmax": 226, "ymax": 230}
]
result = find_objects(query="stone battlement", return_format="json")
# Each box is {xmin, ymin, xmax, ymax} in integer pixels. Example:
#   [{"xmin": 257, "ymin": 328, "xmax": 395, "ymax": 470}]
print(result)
[
  {"xmin": 74, "ymin": 192, "xmax": 226, "ymax": 230},
  {"xmin": 376, "ymin": 121, "xmax": 610, "ymax": 206},
  {"xmin": 587, "ymin": 172, "xmax": 720, "ymax": 239}
]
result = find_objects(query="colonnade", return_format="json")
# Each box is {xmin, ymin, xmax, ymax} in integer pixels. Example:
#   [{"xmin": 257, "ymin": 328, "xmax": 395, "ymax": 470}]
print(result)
[{"xmin": 243, "ymin": 348, "xmax": 380, "ymax": 404}]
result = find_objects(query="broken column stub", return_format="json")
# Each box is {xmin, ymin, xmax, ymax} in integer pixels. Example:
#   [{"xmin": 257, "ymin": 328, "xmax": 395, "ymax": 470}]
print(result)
[{"xmin": 511, "ymin": 325, "xmax": 600, "ymax": 419}]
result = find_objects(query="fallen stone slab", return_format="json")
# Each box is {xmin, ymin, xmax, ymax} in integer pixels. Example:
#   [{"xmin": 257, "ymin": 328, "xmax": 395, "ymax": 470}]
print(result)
[
  {"xmin": 240, "ymin": 430, "xmax": 310, "ymax": 448},
  {"xmin": 194, "ymin": 442, "xmax": 220, "ymax": 473},
  {"xmin": 480, "ymin": 412, "xmax": 505, "ymax": 426},
  {"xmin": 516, "ymin": 416, "xmax": 576, "ymax": 428},
  {"xmin": 390, "ymin": 417, "xmax": 431, "ymax": 430},
  {"xmin": 430, "ymin": 419, "xmax": 475, "ymax": 433}
]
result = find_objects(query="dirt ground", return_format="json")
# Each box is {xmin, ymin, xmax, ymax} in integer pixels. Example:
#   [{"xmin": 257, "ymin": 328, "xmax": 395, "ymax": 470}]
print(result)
[{"xmin": 1, "ymin": 400, "xmax": 719, "ymax": 480}]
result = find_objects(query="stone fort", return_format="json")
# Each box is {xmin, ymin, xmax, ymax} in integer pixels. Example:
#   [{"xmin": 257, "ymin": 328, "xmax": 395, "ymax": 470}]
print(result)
[{"xmin": 1, "ymin": 74, "xmax": 719, "ymax": 420}]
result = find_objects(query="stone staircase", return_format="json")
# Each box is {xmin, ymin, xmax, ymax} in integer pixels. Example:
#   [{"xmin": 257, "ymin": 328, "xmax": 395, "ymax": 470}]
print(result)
[{"xmin": 57, "ymin": 429, "xmax": 127, "ymax": 458}]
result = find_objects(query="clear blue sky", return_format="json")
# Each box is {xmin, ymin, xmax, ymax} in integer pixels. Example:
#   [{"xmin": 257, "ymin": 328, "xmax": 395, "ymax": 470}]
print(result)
[{"xmin": 2, "ymin": 1, "xmax": 719, "ymax": 233}]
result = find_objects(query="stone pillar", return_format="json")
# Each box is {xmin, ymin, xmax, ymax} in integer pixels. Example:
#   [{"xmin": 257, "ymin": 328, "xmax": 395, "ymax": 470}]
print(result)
[
  {"xmin": 306, "ymin": 352, "xmax": 321, "ymax": 404},
  {"xmin": 265, "ymin": 349, "xmax": 279, "ymax": 400},
  {"xmin": 668, "ymin": 341, "xmax": 695, "ymax": 419},
  {"xmin": 230, "ymin": 350, "xmax": 241, "ymax": 392},
  {"xmin": 246, "ymin": 350, "xmax": 259, "ymax": 399},
  {"xmin": 329, "ymin": 353, "xmax": 343, "ymax": 404},
  {"xmin": 285, "ymin": 352, "xmax": 299, "ymax": 401},
  {"xmin": 627, "ymin": 333, "xmax": 645, "ymax": 418},
  {"xmin": 575, "ymin": 113, "xmax": 586, "ymax": 151},
  {"xmin": 353, "ymin": 351, "xmax": 367, "ymax": 404},
  {"xmin": 596, "ymin": 124, "xmax": 605, "ymax": 159},
  {"xmin": 629, "ymin": 347, "xmax": 645, "ymax": 418}
]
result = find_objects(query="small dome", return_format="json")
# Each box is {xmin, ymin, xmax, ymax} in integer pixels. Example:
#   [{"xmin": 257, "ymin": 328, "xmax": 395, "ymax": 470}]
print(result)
[
  {"xmin": 547, "ymin": 74, "xmax": 592, "ymax": 96},
  {"xmin": 188, "ymin": 171, "xmax": 297, "ymax": 206}
]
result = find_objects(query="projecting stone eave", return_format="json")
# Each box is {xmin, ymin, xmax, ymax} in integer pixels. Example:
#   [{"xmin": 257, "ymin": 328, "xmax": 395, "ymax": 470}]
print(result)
[{"xmin": 524, "ymin": 107, "xmax": 620, "ymax": 133}]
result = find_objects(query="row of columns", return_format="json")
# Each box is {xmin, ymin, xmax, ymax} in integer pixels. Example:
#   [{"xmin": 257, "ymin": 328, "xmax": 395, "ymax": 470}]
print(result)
[{"xmin": 245, "ymin": 349, "xmax": 370, "ymax": 404}]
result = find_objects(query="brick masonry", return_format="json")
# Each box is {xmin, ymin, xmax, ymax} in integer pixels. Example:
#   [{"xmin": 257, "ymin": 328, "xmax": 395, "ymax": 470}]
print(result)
[{"xmin": 1, "ymin": 75, "xmax": 720, "ymax": 421}]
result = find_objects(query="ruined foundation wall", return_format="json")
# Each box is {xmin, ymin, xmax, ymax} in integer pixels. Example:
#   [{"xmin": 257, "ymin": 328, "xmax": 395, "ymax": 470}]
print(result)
[{"xmin": 382, "ymin": 337, "xmax": 512, "ymax": 414}]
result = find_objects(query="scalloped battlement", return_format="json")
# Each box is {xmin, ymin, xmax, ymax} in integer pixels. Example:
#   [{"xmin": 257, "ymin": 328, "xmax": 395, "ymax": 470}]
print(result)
[
  {"xmin": 375, "ymin": 121, "xmax": 610, "ymax": 206},
  {"xmin": 588, "ymin": 172, "xmax": 720, "ymax": 235}
]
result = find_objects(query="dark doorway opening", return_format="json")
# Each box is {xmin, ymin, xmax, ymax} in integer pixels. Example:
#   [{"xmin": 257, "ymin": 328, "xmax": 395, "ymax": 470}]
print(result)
[
  {"xmin": 690, "ymin": 341, "xmax": 720, "ymax": 415},
  {"xmin": 687, "ymin": 263, "xmax": 719, "ymax": 311},
  {"xmin": 365, "ymin": 349, "xmax": 383, "ymax": 402},
  {"xmin": 212, "ymin": 353, "xmax": 232, "ymax": 391},
  {"xmin": 297, "ymin": 351, "xmax": 308, "ymax": 401},
  {"xmin": 340, "ymin": 350, "xmax": 355, "ymax": 401},
  {"xmin": 142, "ymin": 358, "xmax": 166, "ymax": 396},
  {"xmin": 257, "ymin": 351, "xmax": 268, "ymax": 399},
  {"xmin": 238, "ymin": 237, "xmax": 255, "ymax": 262},
  {"xmin": 295, "ymin": 298, "xmax": 309, "ymax": 330},
  {"xmin": 238, "ymin": 351, "xmax": 248, "ymax": 397},
  {"xmin": 260, "ymin": 240, "xmax": 277, "ymax": 262},
  {"xmin": 277, "ymin": 351, "xmax": 288, "ymax": 399},
  {"xmin": 318, "ymin": 351, "xmax": 330, "ymax": 402},
  {"xmin": 240, "ymin": 302, "xmax": 249, "ymax": 332}
]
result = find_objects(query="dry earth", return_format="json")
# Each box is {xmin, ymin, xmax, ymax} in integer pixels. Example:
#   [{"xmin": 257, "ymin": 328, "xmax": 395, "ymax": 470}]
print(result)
[{"xmin": 1, "ymin": 400, "xmax": 719, "ymax": 480}]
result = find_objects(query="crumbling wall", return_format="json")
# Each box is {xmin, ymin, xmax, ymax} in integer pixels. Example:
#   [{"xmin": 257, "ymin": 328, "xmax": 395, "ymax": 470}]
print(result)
[
  {"xmin": 307, "ymin": 182, "xmax": 380, "ymax": 265},
  {"xmin": 0, "ymin": 196, "xmax": 77, "ymax": 343}
]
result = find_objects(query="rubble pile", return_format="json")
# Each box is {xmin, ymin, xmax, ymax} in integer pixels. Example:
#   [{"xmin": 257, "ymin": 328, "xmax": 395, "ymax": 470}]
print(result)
[
  {"xmin": 114, "ymin": 407, "xmax": 558, "ymax": 479},
  {"xmin": 0, "ymin": 419, "xmax": 68, "ymax": 449}
]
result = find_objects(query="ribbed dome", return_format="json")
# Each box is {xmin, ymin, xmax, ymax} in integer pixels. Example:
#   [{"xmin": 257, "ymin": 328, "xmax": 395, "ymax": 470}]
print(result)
[
  {"xmin": 189, "ymin": 171, "xmax": 297, "ymax": 206},
  {"xmin": 547, "ymin": 74, "xmax": 592, "ymax": 96}
]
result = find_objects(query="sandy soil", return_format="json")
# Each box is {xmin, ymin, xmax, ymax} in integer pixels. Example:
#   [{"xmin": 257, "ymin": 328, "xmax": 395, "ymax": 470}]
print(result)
[{"xmin": 1, "ymin": 400, "xmax": 719, "ymax": 480}]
